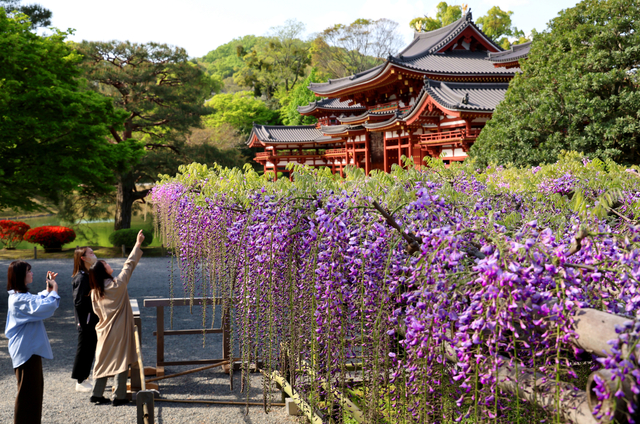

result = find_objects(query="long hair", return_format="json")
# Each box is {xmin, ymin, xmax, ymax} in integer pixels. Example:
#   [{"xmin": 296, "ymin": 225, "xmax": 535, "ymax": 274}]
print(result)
[
  {"xmin": 7, "ymin": 261, "xmax": 30, "ymax": 293},
  {"xmin": 73, "ymin": 246, "xmax": 91, "ymax": 277},
  {"xmin": 89, "ymin": 260, "xmax": 113, "ymax": 299}
]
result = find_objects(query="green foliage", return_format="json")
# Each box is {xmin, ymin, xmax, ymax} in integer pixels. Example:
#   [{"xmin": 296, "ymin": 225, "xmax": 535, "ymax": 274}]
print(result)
[
  {"xmin": 476, "ymin": 6, "xmax": 513, "ymax": 40},
  {"xmin": 199, "ymin": 35, "xmax": 262, "ymax": 80},
  {"xmin": 79, "ymin": 40, "xmax": 215, "ymax": 144},
  {"xmin": 278, "ymin": 68, "xmax": 320, "ymax": 126},
  {"xmin": 203, "ymin": 91, "xmax": 279, "ymax": 135},
  {"xmin": 410, "ymin": 2, "xmax": 462, "ymax": 32},
  {"xmin": 234, "ymin": 20, "xmax": 310, "ymax": 104},
  {"xmin": 0, "ymin": 0, "xmax": 51, "ymax": 28},
  {"xmin": 470, "ymin": 0, "xmax": 640, "ymax": 167},
  {"xmin": 137, "ymin": 125, "xmax": 249, "ymax": 180},
  {"xmin": 500, "ymin": 35, "xmax": 530, "ymax": 50},
  {"xmin": 476, "ymin": 6, "xmax": 527, "ymax": 48},
  {"xmin": 108, "ymin": 227, "xmax": 153, "ymax": 248},
  {"xmin": 313, "ymin": 18, "xmax": 403, "ymax": 78},
  {"xmin": 0, "ymin": 11, "xmax": 126, "ymax": 211}
]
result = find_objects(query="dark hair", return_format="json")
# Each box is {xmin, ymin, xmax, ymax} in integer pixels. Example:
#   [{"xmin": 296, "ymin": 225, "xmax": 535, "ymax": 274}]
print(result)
[
  {"xmin": 7, "ymin": 261, "xmax": 31, "ymax": 293},
  {"xmin": 73, "ymin": 246, "xmax": 91, "ymax": 277},
  {"xmin": 89, "ymin": 260, "xmax": 113, "ymax": 298}
]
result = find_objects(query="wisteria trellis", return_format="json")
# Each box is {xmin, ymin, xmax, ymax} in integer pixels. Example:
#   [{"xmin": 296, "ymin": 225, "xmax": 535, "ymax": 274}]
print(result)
[{"xmin": 151, "ymin": 154, "xmax": 640, "ymax": 423}]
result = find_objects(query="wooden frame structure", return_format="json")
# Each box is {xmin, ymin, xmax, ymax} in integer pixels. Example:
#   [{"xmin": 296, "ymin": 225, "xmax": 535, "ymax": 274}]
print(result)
[{"xmin": 143, "ymin": 297, "xmax": 230, "ymax": 377}]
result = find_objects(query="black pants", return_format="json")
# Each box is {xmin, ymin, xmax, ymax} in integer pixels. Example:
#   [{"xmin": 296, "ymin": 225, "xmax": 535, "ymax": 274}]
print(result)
[
  {"xmin": 71, "ymin": 323, "xmax": 97, "ymax": 383},
  {"xmin": 15, "ymin": 354, "xmax": 43, "ymax": 424}
]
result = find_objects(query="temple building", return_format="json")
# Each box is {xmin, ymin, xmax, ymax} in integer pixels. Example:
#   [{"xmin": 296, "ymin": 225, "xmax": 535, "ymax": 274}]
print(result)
[{"xmin": 247, "ymin": 12, "xmax": 531, "ymax": 178}]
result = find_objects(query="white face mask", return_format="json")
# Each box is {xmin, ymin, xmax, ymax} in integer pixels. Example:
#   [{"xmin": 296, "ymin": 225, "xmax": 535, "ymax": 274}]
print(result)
[{"xmin": 85, "ymin": 253, "xmax": 98, "ymax": 266}]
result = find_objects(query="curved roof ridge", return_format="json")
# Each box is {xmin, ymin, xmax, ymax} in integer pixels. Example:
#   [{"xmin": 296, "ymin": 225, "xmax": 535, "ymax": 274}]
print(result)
[
  {"xmin": 439, "ymin": 81, "xmax": 466, "ymax": 105},
  {"xmin": 308, "ymin": 64, "xmax": 384, "ymax": 92},
  {"xmin": 362, "ymin": 115, "xmax": 401, "ymax": 130},
  {"xmin": 398, "ymin": 14, "xmax": 469, "ymax": 60},
  {"xmin": 297, "ymin": 97, "xmax": 365, "ymax": 113},
  {"xmin": 339, "ymin": 110, "xmax": 370, "ymax": 123},
  {"xmin": 424, "ymin": 78, "xmax": 509, "ymax": 112},
  {"xmin": 429, "ymin": 20, "xmax": 502, "ymax": 56},
  {"xmin": 487, "ymin": 40, "xmax": 532, "ymax": 63}
]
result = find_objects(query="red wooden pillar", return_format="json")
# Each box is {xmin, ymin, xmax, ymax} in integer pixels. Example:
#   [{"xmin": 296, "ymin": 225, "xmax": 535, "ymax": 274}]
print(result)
[
  {"xmin": 397, "ymin": 130, "xmax": 402, "ymax": 167},
  {"xmin": 383, "ymin": 135, "xmax": 388, "ymax": 173},
  {"xmin": 352, "ymin": 138, "xmax": 358, "ymax": 168},
  {"xmin": 342, "ymin": 142, "xmax": 347, "ymax": 176},
  {"xmin": 364, "ymin": 134, "xmax": 370, "ymax": 175}
]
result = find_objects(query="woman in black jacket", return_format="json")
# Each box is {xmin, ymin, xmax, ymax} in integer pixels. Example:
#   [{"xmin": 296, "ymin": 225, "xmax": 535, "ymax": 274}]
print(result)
[{"xmin": 71, "ymin": 246, "xmax": 99, "ymax": 392}]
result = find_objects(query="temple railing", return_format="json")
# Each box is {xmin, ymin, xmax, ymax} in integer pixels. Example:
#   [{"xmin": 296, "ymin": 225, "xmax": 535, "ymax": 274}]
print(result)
[
  {"xmin": 419, "ymin": 128, "xmax": 481, "ymax": 143},
  {"xmin": 324, "ymin": 148, "xmax": 346, "ymax": 156},
  {"xmin": 369, "ymin": 101, "xmax": 399, "ymax": 113}
]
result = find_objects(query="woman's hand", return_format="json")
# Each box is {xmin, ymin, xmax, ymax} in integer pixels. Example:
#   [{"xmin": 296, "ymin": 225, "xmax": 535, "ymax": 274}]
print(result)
[
  {"xmin": 136, "ymin": 230, "xmax": 145, "ymax": 246},
  {"xmin": 46, "ymin": 271, "xmax": 59, "ymax": 293}
]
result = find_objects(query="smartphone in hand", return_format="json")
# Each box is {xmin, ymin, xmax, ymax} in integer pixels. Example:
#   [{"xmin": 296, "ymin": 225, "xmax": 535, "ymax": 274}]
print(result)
[{"xmin": 46, "ymin": 272, "xmax": 53, "ymax": 289}]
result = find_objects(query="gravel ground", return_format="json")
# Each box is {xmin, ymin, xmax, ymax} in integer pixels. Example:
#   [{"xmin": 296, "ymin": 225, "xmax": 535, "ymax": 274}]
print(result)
[{"xmin": 0, "ymin": 257, "xmax": 299, "ymax": 424}]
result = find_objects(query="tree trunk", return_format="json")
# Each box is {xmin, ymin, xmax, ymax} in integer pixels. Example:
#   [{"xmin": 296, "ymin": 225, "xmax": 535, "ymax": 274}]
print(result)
[
  {"xmin": 115, "ymin": 173, "xmax": 135, "ymax": 230},
  {"xmin": 115, "ymin": 172, "xmax": 150, "ymax": 231}
]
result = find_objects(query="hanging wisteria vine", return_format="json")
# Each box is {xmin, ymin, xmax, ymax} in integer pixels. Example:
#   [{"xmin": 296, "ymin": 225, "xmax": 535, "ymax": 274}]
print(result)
[{"xmin": 151, "ymin": 153, "xmax": 640, "ymax": 423}]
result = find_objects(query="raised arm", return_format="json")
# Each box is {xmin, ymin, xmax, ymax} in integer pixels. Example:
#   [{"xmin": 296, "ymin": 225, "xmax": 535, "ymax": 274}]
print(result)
[
  {"xmin": 12, "ymin": 292, "xmax": 60, "ymax": 323},
  {"xmin": 117, "ymin": 230, "xmax": 145, "ymax": 286}
]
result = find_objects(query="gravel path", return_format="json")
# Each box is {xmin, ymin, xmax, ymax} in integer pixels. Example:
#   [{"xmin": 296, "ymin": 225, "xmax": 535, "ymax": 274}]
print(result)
[{"xmin": 0, "ymin": 257, "xmax": 299, "ymax": 424}]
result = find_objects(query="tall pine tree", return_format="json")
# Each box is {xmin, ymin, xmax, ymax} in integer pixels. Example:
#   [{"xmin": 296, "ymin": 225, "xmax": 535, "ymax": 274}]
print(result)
[{"xmin": 78, "ymin": 41, "xmax": 214, "ymax": 230}]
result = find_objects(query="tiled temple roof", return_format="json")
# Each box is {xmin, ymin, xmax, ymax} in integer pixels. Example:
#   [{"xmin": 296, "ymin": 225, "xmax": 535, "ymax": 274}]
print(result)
[
  {"xmin": 309, "ymin": 13, "xmax": 516, "ymax": 96},
  {"xmin": 297, "ymin": 97, "xmax": 365, "ymax": 114},
  {"xmin": 486, "ymin": 41, "xmax": 532, "ymax": 64},
  {"xmin": 423, "ymin": 79, "xmax": 509, "ymax": 112},
  {"xmin": 338, "ymin": 109, "xmax": 398, "ymax": 124},
  {"xmin": 389, "ymin": 51, "xmax": 517, "ymax": 75},
  {"xmin": 247, "ymin": 124, "xmax": 333, "ymax": 145},
  {"xmin": 320, "ymin": 124, "xmax": 365, "ymax": 135},
  {"xmin": 398, "ymin": 12, "xmax": 500, "ymax": 57},
  {"xmin": 362, "ymin": 78, "xmax": 509, "ymax": 130}
]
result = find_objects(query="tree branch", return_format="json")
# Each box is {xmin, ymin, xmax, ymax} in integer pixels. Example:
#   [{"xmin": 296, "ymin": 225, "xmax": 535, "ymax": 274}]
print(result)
[
  {"xmin": 130, "ymin": 188, "xmax": 151, "ymax": 202},
  {"xmin": 372, "ymin": 201, "xmax": 422, "ymax": 254},
  {"xmin": 109, "ymin": 127, "xmax": 123, "ymax": 143},
  {"xmin": 145, "ymin": 143, "xmax": 181, "ymax": 154}
]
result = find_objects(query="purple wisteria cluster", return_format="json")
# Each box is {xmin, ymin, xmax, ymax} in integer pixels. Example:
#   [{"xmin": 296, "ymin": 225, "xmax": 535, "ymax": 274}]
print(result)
[
  {"xmin": 538, "ymin": 173, "xmax": 579, "ymax": 195},
  {"xmin": 150, "ymin": 161, "xmax": 640, "ymax": 423}
]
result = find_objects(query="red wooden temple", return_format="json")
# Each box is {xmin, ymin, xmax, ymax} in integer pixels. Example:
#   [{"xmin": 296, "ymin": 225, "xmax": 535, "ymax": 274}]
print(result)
[{"xmin": 247, "ymin": 12, "xmax": 531, "ymax": 178}]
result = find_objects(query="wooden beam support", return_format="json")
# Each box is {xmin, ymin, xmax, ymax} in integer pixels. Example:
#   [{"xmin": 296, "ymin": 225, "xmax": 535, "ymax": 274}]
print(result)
[{"xmin": 266, "ymin": 370, "xmax": 324, "ymax": 424}]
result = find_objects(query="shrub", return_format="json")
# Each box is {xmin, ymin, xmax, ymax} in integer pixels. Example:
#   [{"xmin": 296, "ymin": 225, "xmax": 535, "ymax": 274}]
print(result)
[
  {"xmin": 108, "ymin": 228, "xmax": 153, "ymax": 248},
  {"xmin": 0, "ymin": 220, "xmax": 31, "ymax": 249},
  {"xmin": 23, "ymin": 226, "xmax": 76, "ymax": 249}
]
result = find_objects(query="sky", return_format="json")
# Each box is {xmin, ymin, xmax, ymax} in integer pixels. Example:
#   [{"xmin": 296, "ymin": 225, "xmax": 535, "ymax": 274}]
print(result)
[{"xmin": 33, "ymin": 0, "xmax": 582, "ymax": 58}]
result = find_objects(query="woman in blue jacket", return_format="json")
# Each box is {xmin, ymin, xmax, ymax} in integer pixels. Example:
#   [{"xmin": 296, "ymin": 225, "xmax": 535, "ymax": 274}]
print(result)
[{"xmin": 5, "ymin": 261, "xmax": 60, "ymax": 424}]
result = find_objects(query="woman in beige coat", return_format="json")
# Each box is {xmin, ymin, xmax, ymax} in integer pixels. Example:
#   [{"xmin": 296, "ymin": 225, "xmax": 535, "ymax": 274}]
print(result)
[{"xmin": 88, "ymin": 230, "xmax": 145, "ymax": 406}]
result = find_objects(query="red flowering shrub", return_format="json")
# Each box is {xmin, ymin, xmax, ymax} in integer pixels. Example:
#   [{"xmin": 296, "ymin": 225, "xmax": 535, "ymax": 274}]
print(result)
[
  {"xmin": 24, "ymin": 226, "xmax": 76, "ymax": 250},
  {"xmin": 0, "ymin": 220, "xmax": 31, "ymax": 249}
]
